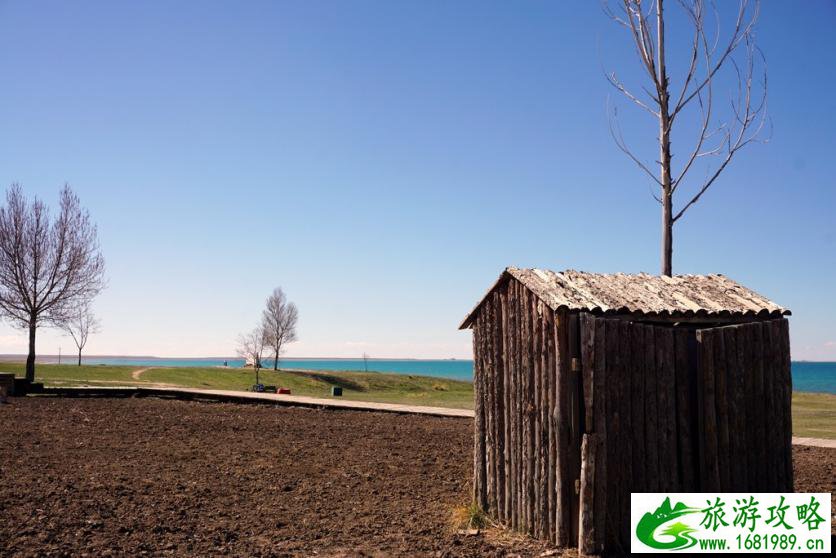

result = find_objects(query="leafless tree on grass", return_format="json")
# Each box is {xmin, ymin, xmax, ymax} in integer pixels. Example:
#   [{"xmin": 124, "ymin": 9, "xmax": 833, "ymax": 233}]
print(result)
[
  {"xmin": 237, "ymin": 326, "xmax": 267, "ymax": 385},
  {"xmin": 261, "ymin": 287, "xmax": 298, "ymax": 371},
  {"xmin": 62, "ymin": 303, "xmax": 101, "ymax": 366},
  {"xmin": 0, "ymin": 184, "xmax": 105, "ymax": 382},
  {"xmin": 604, "ymin": 0, "xmax": 769, "ymax": 275}
]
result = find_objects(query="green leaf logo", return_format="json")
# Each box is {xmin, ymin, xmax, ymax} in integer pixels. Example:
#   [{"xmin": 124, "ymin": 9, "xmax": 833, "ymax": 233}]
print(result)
[{"xmin": 636, "ymin": 497, "xmax": 701, "ymax": 550}]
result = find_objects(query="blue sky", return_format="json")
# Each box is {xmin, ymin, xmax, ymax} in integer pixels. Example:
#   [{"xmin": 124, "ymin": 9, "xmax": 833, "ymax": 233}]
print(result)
[{"xmin": 0, "ymin": 1, "xmax": 833, "ymax": 360}]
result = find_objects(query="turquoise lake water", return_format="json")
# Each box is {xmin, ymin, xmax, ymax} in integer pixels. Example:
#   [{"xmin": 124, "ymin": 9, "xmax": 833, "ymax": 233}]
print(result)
[
  {"xmin": 74, "ymin": 357, "xmax": 836, "ymax": 394},
  {"xmin": 77, "ymin": 357, "xmax": 475, "ymax": 381}
]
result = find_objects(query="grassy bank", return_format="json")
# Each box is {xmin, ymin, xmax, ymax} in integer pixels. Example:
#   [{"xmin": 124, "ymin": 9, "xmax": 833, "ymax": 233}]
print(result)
[
  {"xmin": 2, "ymin": 363, "xmax": 833, "ymax": 437},
  {"xmin": 792, "ymin": 392, "xmax": 836, "ymax": 440},
  {"xmin": 0, "ymin": 363, "xmax": 475, "ymax": 410}
]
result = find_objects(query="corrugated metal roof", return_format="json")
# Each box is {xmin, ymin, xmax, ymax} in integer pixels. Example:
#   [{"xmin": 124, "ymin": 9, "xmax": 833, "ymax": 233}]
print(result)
[{"xmin": 459, "ymin": 267, "xmax": 790, "ymax": 329}]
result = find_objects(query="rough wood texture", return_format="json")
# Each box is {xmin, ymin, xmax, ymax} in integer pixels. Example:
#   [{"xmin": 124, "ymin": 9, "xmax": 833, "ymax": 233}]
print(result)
[
  {"xmin": 751, "ymin": 322, "xmax": 766, "ymax": 492},
  {"xmin": 591, "ymin": 317, "xmax": 608, "ymax": 550},
  {"xmin": 473, "ymin": 314, "xmax": 487, "ymax": 509},
  {"xmin": 546, "ymin": 308, "xmax": 556, "ymax": 543},
  {"xmin": 777, "ymin": 319, "xmax": 794, "ymax": 491},
  {"xmin": 656, "ymin": 326, "xmax": 676, "ymax": 492},
  {"xmin": 614, "ymin": 319, "xmax": 631, "ymax": 546},
  {"xmin": 630, "ymin": 324, "xmax": 646, "ymax": 493},
  {"xmin": 644, "ymin": 323, "xmax": 660, "ymax": 492},
  {"xmin": 760, "ymin": 321, "xmax": 778, "ymax": 490},
  {"xmin": 555, "ymin": 310, "xmax": 571, "ymax": 547},
  {"xmin": 501, "ymin": 288, "xmax": 511, "ymax": 522},
  {"xmin": 578, "ymin": 433, "xmax": 601, "ymax": 556},
  {"xmin": 714, "ymin": 328, "xmax": 731, "ymax": 491},
  {"xmin": 604, "ymin": 319, "xmax": 620, "ymax": 551},
  {"xmin": 673, "ymin": 328, "xmax": 695, "ymax": 490},
  {"xmin": 698, "ymin": 328, "xmax": 721, "ymax": 491},
  {"xmin": 567, "ymin": 313, "xmax": 582, "ymax": 544}
]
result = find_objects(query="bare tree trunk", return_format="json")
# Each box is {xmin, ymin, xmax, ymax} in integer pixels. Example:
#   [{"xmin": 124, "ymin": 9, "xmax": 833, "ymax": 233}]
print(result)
[
  {"xmin": 661, "ymin": 191, "xmax": 673, "ymax": 276},
  {"xmin": 274, "ymin": 350, "xmax": 279, "ymax": 371},
  {"xmin": 26, "ymin": 319, "xmax": 36, "ymax": 382},
  {"xmin": 605, "ymin": 0, "xmax": 767, "ymax": 277},
  {"xmin": 657, "ymin": 0, "xmax": 673, "ymax": 277},
  {"xmin": 78, "ymin": 349, "xmax": 82, "ymax": 367}
]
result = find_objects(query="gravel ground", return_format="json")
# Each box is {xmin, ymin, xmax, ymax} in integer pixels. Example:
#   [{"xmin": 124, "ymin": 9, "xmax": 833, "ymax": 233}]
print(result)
[{"xmin": 1, "ymin": 397, "xmax": 832, "ymax": 557}]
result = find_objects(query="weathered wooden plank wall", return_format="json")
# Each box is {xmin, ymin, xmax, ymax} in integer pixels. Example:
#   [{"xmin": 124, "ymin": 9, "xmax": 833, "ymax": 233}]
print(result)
[
  {"xmin": 575, "ymin": 315, "xmax": 793, "ymax": 553},
  {"xmin": 473, "ymin": 284, "xmax": 792, "ymax": 556},
  {"xmin": 696, "ymin": 318, "xmax": 794, "ymax": 494},
  {"xmin": 471, "ymin": 280, "xmax": 581, "ymax": 545}
]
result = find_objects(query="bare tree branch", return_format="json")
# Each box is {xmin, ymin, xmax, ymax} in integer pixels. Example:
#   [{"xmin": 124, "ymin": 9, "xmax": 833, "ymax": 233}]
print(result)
[
  {"xmin": 605, "ymin": 70, "xmax": 660, "ymax": 116},
  {"xmin": 237, "ymin": 325, "xmax": 268, "ymax": 385},
  {"xmin": 0, "ymin": 184, "xmax": 106, "ymax": 381},
  {"xmin": 604, "ymin": 0, "xmax": 768, "ymax": 273},
  {"xmin": 670, "ymin": 0, "xmax": 758, "ymax": 118},
  {"xmin": 62, "ymin": 303, "xmax": 101, "ymax": 366},
  {"xmin": 607, "ymin": 99, "xmax": 664, "ymax": 201},
  {"xmin": 673, "ymin": 34, "xmax": 769, "ymax": 222},
  {"xmin": 261, "ymin": 287, "xmax": 299, "ymax": 371}
]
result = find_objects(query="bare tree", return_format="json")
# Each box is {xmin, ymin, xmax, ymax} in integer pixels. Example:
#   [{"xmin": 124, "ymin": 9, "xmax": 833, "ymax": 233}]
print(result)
[
  {"xmin": 0, "ymin": 184, "xmax": 106, "ymax": 382},
  {"xmin": 237, "ymin": 326, "xmax": 267, "ymax": 385},
  {"xmin": 604, "ymin": 0, "xmax": 769, "ymax": 275},
  {"xmin": 261, "ymin": 287, "xmax": 298, "ymax": 371},
  {"xmin": 62, "ymin": 303, "xmax": 101, "ymax": 366}
]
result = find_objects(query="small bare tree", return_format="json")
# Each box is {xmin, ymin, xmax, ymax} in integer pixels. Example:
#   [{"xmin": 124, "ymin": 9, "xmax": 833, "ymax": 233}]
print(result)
[
  {"xmin": 0, "ymin": 184, "xmax": 106, "ymax": 382},
  {"xmin": 261, "ymin": 287, "xmax": 298, "ymax": 371},
  {"xmin": 604, "ymin": 0, "xmax": 769, "ymax": 275},
  {"xmin": 62, "ymin": 304, "xmax": 101, "ymax": 366},
  {"xmin": 237, "ymin": 326, "xmax": 267, "ymax": 385}
]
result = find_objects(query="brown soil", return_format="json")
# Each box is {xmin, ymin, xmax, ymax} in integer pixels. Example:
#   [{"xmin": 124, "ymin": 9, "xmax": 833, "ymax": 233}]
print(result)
[
  {"xmin": 1, "ymin": 397, "xmax": 832, "ymax": 557},
  {"xmin": 0, "ymin": 397, "xmax": 550, "ymax": 557},
  {"xmin": 789, "ymin": 444, "xmax": 836, "ymax": 534}
]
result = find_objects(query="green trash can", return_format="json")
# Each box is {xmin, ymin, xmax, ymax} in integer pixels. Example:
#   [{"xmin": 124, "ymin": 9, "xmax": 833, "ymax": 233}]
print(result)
[{"xmin": 331, "ymin": 386, "xmax": 343, "ymax": 397}]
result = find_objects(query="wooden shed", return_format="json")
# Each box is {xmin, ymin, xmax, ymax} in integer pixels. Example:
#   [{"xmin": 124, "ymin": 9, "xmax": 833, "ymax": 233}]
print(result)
[{"xmin": 459, "ymin": 267, "xmax": 792, "ymax": 555}]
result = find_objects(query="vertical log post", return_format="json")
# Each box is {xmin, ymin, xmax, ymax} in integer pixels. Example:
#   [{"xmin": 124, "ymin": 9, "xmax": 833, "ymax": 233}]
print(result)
[
  {"xmin": 592, "ymin": 317, "xmax": 608, "ymax": 551},
  {"xmin": 567, "ymin": 313, "xmax": 582, "ymax": 544},
  {"xmin": 578, "ymin": 433, "xmax": 602, "ymax": 556},
  {"xmin": 555, "ymin": 310, "xmax": 571, "ymax": 547},
  {"xmin": 751, "ymin": 321, "xmax": 766, "ymax": 492},
  {"xmin": 501, "ymin": 286, "xmax": 512, "ymax": 522},
  {"xmin": 696, "ymin": 329, "xmax": 720, "ymax": 491},
  {"xmin": 473, "ymin": 315, "xmax": 488, "ymax": 509},
  {"xmin": 630, "ymin": 323, "xmax": 646, "ymax": 493},
  {"xmin": 777, "ymin": 319, "xmax": 794, "ymax": 491},
  {"xmin": 673, "ymin": 329, "xmax": 696, "ymax": 491},
  {"xmin": 546, "ymin": 308, "xmax": 557, "ymax": 543},
  {"xmin": 644, "ymin": 324, "xmax": 660, "ymax": 492}
]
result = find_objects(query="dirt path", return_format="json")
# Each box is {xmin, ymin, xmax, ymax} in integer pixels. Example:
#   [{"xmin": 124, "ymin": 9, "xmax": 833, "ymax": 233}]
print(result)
[
  {"xmin": 792, "ymin": 436, "xmax": 836, "ymax": 449},
  {"xmin": 130, "ymin": 367, "xmax": 153, "ymax": 380}
]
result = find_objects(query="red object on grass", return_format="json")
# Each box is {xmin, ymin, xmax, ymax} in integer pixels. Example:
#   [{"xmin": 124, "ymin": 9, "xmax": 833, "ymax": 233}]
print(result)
[{"xmin": 278, "ymin": 388, "xmax": 291, "ymax": 395}]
